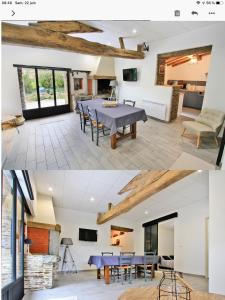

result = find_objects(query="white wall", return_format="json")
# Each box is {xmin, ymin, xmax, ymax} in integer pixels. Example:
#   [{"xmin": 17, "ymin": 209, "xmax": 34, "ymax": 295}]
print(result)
[
  {"xmin": 1, "ymin": 45, "xmax": 100, "ymax": 116},
  {"xmin": 115, "ymin": 23, "xmax": 225, "ymax": 119},
  {"xmin": 54, "ymin": 207, "xmax": 137, "ymax": 271},
  {"xmin": 28, "ymin": 193, "xmax": 56, "ymax": 225},
  {"xmin": 134, "ymin": 198, "xmax": 209, "ymax": 276},
  {"xmin": 209, "ymin": 171, "xmax": 225, "ymax": 295},
  {"xmin": 158, "ymin": 224, "xmax": 174, "ymax": 256},
  {"xmin": 165, "ymin": 54, "xmax": 211, "ymax": 83}
]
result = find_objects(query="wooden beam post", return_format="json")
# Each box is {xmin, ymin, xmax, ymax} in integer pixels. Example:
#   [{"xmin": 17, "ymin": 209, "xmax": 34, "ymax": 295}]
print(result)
[
  {"xmin": 119, "ymin": 37, "xmax": 125, "ymax": 49},
  {"xmin": 2, "ymin": 22, "xmax": 144, "ymax": 60},
  {"xmin": 97, "ymin": 170, "xmax": 194, "ymax": 224}
]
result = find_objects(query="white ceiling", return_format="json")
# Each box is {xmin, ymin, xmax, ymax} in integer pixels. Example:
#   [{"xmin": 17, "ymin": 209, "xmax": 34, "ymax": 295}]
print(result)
[
  {"xmin": 6, "ymin": 21, "xmax": 216, "ymax": 50},
  {"xmin": 33, "ymin": 170, "xmax": 209, "ymax": 221},
  {"xmin": 34, "ymin": 170, "xmax": 139, "ymax": 214}
]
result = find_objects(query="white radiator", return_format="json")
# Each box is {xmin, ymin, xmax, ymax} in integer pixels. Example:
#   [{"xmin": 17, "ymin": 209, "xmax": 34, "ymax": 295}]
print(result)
[{"xmin": 142, "ymin": 100, "xmax": 167, "ymax": 121}]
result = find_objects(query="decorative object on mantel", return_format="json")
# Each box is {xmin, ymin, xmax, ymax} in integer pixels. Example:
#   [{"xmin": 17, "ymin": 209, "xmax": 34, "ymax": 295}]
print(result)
[
  {"xmin": 157, "ymin": 271, "xmax": 192, "ymax": 300},
  {"xmin": 61, "ymin": 238, "xmax": 78, "ymax": 274},
  {"xmin": 102, "ymin": 101, "xmax": 118, "ymax": 108},
  {"xmin": 109, "ymin": 80, "xmax": 118, "ymax": 100},
  {"xmin": 24, "ymin": 238, "xmax": 32, "ymax": 254}
]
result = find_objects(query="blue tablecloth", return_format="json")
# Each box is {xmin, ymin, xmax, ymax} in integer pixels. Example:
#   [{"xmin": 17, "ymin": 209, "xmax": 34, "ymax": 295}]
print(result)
[
  {"xmin": 88, "ymin": 255, "xmax": 159, "ymax": 268},
  {"xmin": 78, "ymin": 99, "xmax": 147, "ymax": 135}
]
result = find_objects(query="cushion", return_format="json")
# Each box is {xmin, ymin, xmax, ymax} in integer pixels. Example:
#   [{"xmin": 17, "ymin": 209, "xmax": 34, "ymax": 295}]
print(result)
[
  {"xmin": 161, "ymin": 256, "xmax": 171, "ymax": 260},
  {"xmin": 183, "ymin": 121, "xmax": 214, "ymax": 133},
  {"xmin": 196, "ymin": 108, "xmax": 225, "ymax": 131}
]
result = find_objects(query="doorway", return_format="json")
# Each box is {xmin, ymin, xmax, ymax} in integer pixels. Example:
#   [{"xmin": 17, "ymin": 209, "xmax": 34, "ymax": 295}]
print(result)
[
  {"xmin": 156, "ymin": 45, "xmax": 212, "ymax": 120},
  {"xmin": 15, "ymin": 65, "xmax": 71, "ymax": 119}
]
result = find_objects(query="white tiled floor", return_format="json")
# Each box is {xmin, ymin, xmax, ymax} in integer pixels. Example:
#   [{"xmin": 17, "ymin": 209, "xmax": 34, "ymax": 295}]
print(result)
[
  {"xmin": 2, "ymin": 112, "xmax": 219, "ymax": 170},
  {"xmin": 22, "ymin": 271, "xmax": 208, "ymax": 300}
]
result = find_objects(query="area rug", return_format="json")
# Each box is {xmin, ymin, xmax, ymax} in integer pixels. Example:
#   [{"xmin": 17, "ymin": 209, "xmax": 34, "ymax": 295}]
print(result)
[{"xmin": 170, "ymin": 152, "xmax": 216, "ymax": 170}]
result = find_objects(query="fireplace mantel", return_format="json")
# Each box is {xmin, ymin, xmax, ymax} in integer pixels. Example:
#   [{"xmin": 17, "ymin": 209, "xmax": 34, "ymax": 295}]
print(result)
[{"xmin": 88, "ymin": 75, "xmax": 116, "ymax": 80}]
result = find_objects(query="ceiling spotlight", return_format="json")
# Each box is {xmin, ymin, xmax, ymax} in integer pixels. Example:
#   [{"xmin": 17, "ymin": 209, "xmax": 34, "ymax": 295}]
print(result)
[
  {"xmin": 132, "ymin": 29, "xmax": 137, "ymax": 34},
  {"xmin": 144, "ymin": 210, "xmax": 149, "ymax": 215},
  {"xmin": 48, "ymin": 187, "xmax": 53, "ymax": 192},
  {"xmin": 90, "ymin": 197, "xmax": 95, "ymax": 202},
  {"xmin": 197, "ymin": 170, "xmax": 203, "ymax": 173}
]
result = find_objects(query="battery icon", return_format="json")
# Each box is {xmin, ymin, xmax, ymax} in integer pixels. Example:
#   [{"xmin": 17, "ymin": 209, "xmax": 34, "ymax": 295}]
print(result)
[{"xmin": 216, "ymin": 1, "xmax": 224, "ymax": 4}]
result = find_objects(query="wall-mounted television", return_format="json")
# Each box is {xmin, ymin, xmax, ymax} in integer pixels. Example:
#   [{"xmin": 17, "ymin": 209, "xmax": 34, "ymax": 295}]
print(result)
[
  {"xmin": 79, "ymin": 228, "xmax": 97, "ymax": 242},
  {"xmin": 123, "ymin": 68, "xmax": 137, "ymax": 81}
]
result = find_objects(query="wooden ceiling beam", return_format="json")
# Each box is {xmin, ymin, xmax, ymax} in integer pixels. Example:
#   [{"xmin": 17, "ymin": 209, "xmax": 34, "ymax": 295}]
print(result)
[
  {"xmin": 97, "ymin": 170, "xmax": 194, "ymax": 224},
  {"xmin": 2, "ymin": 22, "xmax": 144, "ymax": 60},
  {"xmin": 166, "ymin": 56, "xmax": 190, "ymax": 66},
  {"xmin": 171, "ymin": 57, "xmax": 191, "ymax": 67},
  {"xmin": 29, "ymin": 21, "xmax": 103, "ymax": 33}
]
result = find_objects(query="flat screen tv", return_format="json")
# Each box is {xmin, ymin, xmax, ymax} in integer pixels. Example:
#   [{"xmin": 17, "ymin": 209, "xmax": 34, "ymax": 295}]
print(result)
[
  {"xmin": 79, "ymin": 228, "xmax": 97, "ymax": 242},
  {"xmin": 123, "ymin": 68, "xmax": 137, "ymax": 81}
]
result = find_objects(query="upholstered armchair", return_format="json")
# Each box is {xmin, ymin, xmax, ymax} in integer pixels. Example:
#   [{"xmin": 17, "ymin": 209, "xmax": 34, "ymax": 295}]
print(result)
[{"xmin": 182, "ymin": 108, "xmax": 225, "ymax": 148}]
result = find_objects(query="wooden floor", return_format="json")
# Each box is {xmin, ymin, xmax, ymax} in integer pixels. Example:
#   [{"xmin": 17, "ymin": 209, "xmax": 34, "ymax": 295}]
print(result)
[
  {"xmin": 22, "ymin": 271, "xmax": 209, "ymax": 300},
  {"xmin": 2, "ymin": 112, "xmax": 219, "ymax": 170}
]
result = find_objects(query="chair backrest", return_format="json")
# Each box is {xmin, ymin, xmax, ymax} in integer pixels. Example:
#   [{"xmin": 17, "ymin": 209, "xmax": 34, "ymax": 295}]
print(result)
[
  {"xmin": 120, "ymin": 251, "xmax": 135, "ymax": 256},
  {"xmin": 101, "ymin": 252, "xmax": 113, "ymax": 256},
  {"xmin": 87, "ymin": 107, "xmax": 98, "ymax": 122},
  {"xmin": 77, "ymin": 102, "xmax": 83, "ymax": 114},
  {"xmin": 123, "ymin": 99, "xmax": 136, "ymax": 107},
  {"xmin": 144, "ymin": 251, "xmax": 157, "ymax": 265},
  {"xmin": 196, "ymin": 108, "xmax": 225, "ymax": 134},
  {"xmin": 119, "ymin": 256, "xmax": 132, "ymax": 267}
]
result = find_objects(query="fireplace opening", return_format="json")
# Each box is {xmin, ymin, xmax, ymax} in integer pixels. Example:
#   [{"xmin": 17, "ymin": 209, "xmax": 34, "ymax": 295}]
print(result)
[{"xmin": 97, "ymin": 79, "xmax": 111, "ymax": 94}]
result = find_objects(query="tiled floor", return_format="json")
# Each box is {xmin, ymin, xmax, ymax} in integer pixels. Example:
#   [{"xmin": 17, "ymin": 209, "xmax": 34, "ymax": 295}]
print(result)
[
  {"xmin": 22, "ymin": 271, "xmax": 208, "ymax": 300},
  {"xmin": 2, "ymin": 112, "xmax": 219, "ymax": 170}
]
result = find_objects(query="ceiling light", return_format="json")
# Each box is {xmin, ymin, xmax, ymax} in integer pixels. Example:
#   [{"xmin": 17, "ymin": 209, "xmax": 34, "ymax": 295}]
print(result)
[
  {"xmin": 144, "ymin": 210, "xmax": 149, "ymax": 215},
  {"xmin": 90, "ymin": 197, "xmax": 95, "ymax": 202},
  {"xmin": 132, "ymin": 29, "xmax": 137, "ymax": 34},
  {"xmin": 197, "ymin": 170, "xmax": 203, "ymax": 173},
  {"xmin": 48, "ymin": 187, "xmax": 53, "ymax": 192}
]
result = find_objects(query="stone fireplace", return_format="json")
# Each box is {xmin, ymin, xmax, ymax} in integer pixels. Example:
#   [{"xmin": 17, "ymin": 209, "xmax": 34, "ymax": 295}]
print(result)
[{"xmin": 97, "ymin": 79, "xmax": 111, "ymax": 94}]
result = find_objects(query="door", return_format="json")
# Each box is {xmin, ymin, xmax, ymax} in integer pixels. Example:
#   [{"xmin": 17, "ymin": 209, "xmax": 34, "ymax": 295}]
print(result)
[
  {"xmin": 17, "ymin": 66, "xmax": 71, "ymax": 120},
  {"xmin": 144, "ymin": 224, "xmax": 158, "ymax": 253}
]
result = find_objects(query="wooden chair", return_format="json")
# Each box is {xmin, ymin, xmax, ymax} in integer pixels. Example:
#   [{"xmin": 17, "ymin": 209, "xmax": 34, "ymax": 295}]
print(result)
[
  {"xmin": 113, "ymin": 256, "xmax": 133, "ymax": 284},
  {"xmin": 77, "ymin": 102, "xmax": 90, "ymax": 132},
  {"xmin": 137, "ymin": 251, "xmax": 156, "ymax": 281},
  {"xmin": 120, "ymin": 252, "xmax": 137, "ymax": 278},
  {"xmin": 102, "ymin": 252, "xmax": 113, "ymax": 256},
  {"xmin": 101, "ymin": 252, "xmax": 113, "ymax": 277},
  {"xmin": 123, "ymin": 100, "xmax": 136, "ymax": 134},
  {"xmin": 87, "ymin": 107, "xmax": 109, "ymax": 146}
]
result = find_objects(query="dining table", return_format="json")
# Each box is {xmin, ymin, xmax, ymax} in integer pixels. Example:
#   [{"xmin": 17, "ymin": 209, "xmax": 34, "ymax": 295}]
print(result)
[
  {"xmin": 88, "ymin": 255, "xmax": 159, "ymax": 284},
  {"xmin": 78, "ymin": 99, "xmax": 147, "ymax": 149}
]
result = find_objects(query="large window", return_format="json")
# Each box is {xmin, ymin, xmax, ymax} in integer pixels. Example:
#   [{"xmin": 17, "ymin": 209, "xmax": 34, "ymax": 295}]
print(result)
[
  {"xmin": 1, "ymin": 171, "xmax": 30, "ymax": 300},
  {"xmin": 1, "ymin": 173, "xmax": 14, "ymax": 288},
  {"xmin": 16, "ymin": 65, "xmax": 71, "ymax": 119}
]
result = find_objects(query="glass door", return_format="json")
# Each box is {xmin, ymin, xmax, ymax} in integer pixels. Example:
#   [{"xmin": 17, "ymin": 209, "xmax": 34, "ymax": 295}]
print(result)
[
  {"xmin": 17, "ymin": 65, "xmax": 71, "ymax": 119},
  {"xmin": 55, "ymin": 70, "xmax": 69, "ymax": 106},
  {"xmin": 38, "ymin": 69, "xmax": 55, "ymax": 108}
]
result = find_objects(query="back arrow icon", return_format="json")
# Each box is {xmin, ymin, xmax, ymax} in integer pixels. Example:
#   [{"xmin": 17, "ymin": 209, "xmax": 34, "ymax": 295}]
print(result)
[{"xmin": 11, "ymin": 10, "xmax": 15, "ymax": 16}]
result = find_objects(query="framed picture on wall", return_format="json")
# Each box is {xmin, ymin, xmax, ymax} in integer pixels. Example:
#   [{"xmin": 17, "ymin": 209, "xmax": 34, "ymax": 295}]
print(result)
[{"xmin": 159, "ymin": 64, "xmax": 165, "ymax": 74}]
